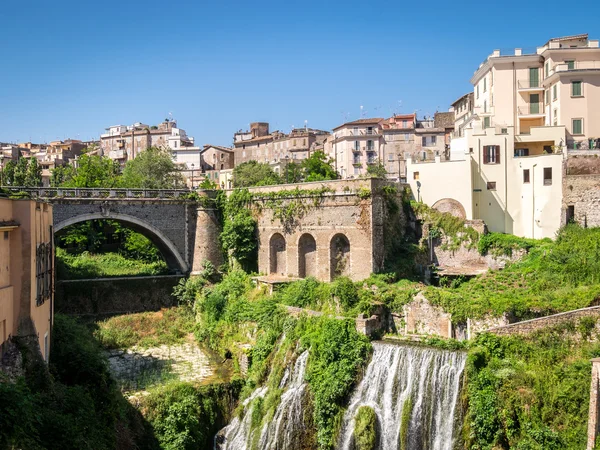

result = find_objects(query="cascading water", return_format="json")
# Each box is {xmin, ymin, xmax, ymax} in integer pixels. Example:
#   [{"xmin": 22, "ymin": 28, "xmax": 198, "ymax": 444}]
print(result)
[
  {"xmin": 216, "ymin": 350, "xmax": 310, "ymax": 450},
  {"xmin": 258, "ymin": 350, "xmax": 309, "ymax": 449},
  {"xmin": 337, "ymin": 342, "xmax": 466, "ymax": 450}
]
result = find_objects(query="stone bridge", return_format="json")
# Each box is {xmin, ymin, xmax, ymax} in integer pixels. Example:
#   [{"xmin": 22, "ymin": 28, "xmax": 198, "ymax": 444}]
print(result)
[{"xmin": 6, "ymin": 187, "xmax": 222, "ymax": 274}]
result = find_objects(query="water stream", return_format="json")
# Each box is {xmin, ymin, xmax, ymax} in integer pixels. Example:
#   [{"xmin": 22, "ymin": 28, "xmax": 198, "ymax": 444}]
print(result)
[{"xmin": 337, "ymin": 341, "xmax": 466, "ymax": 450}]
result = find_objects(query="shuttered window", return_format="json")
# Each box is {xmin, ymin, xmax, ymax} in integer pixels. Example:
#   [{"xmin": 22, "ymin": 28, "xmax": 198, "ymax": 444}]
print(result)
[
  {"xmin": 572, "ymin": 119, "xmax": 583, "ymax": 135},
  {"xmin": 483, "ymin": 145, "xmax": 500, "ymax": 164},
  {"xmin": 572, "ymin": 81, "xmax": 582, "ymax": 97}
]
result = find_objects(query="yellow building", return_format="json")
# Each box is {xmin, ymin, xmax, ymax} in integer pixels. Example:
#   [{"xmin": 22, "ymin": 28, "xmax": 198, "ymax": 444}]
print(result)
[{"xmin": 0, "ymin": 197, "xmax": 53, "ymax": 363}]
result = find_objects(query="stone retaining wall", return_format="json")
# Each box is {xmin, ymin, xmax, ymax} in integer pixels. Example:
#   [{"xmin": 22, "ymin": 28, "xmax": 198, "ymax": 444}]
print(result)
[{"xmin": 55, "ymin": 275, "xmax": 183, "ymax": 316}]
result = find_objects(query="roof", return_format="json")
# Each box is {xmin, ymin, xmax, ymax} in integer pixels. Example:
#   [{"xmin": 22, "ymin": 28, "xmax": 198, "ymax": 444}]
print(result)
[
  {"xmin": 547, "ymin": 33, "xmax": 588, "ymax": 44},
  {"xmin": 332, "ymin": 118, "xmax": 384, "ymax": 130},
  {"xmin": 434, "ymin": 112, "xmax": 455, "ymax": 129},
  {"xmin": 451, "ymin": 92, "xmax": 473, "ymax": 106},
  {"xmin": 234, "ymin": 134, "xmax": 274, "ymax": 146},
  {"xmin": 203, "ymin": 144, "xmax": 233, "ymax": 153}
]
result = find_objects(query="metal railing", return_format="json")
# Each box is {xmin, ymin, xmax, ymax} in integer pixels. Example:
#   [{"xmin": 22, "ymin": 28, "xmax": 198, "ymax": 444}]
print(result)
[
  {"xmin": 568, "ymin": 139, "xmax": 600, "ymax": 150},
  {"xmin": 0, "ymin": 187, "xmax": 195, "ymax": 199},
  {"xmin": 518, "ymin": 79, "xmax": 542, "ymax": 89},
  {"xmin": 517, "ymin": 103, "xmax": 543, "ymax": 115}
]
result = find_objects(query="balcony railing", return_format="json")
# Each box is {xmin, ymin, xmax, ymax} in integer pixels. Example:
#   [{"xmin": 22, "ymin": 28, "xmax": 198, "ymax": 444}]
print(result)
[
  {"xmin": 517, "ymin": 103, "xmax": 543, "ymax": 116},
  {"xmin": 568, "ymin": 139, "xmax": 600, "ymax": 150},
  {"xmin": 518, "ymin": 79, "xmax": 543, "ymax": 89},
  {"xmin": 547, "ymin": 61, "xmax": 600, "ymax": 78},
  {"xmin": 365, "ymin": 146, "xmax": 375, "ymax": 152},
  {"xmin": 0, "ymin": 187, "xmax": 195, "ymax": 199}
]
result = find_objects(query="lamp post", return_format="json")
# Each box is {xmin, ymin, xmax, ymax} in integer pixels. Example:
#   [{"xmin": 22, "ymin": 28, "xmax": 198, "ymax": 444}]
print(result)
[
  {"xmin": 0, "ymin": 154, "xmax": 4, "ymax": 186},
  {"xmin": 190, "ymin": 163, "xmax": 195, "ymax": 189}
]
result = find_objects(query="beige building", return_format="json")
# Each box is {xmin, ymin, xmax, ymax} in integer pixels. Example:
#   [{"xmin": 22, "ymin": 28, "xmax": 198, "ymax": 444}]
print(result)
[
  {"xmin": 408, "ymin": 33, "xmax": 600, "ymax": 239},
  {"xmin": 101, "ymin": 119, "xmax": 198, "ymax": 163},
  {"xmin": 233, "ymin": 122, "xmax": 330, "ymax": 171},
  {"xmin": 0, "ymin": 197, "xmax": 53, "ymax": 364}
]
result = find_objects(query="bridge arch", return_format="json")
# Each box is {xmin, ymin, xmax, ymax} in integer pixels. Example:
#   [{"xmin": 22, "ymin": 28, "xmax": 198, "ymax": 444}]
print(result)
[{"xmin": 54, "ymin": 212, "xmax": 189, "ymax": 273}]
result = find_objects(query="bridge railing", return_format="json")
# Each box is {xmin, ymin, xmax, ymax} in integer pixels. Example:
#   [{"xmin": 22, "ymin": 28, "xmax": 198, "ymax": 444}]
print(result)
[{"xmin": 1, "ymin": 187, "xmax": 195, "ymax": 199}]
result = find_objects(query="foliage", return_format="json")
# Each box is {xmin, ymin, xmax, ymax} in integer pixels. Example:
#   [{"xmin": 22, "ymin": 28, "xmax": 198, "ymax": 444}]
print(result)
[
  {"xmin": 465, "ymin": 327, "xmax": 600, "ymax": 449},
  {"xmin": 365, "ymin": 161, "xmax": 387, "ymax": 178},
  {"xmin": 120, "ymin": 146, "xmax": 184, "ymax": 189},
  {"xmin": 478, "ymin": 232, "xmax": 539, "ymax": 257},
  {"xmin": 354, "ymin": 406, "xmax": 377, "ymax": 450},
  {"xmin": 282, "ymin": 161, "xmax": 303, "ymax": 183},
  {"xmin": 423, "ymin": 225, "xmax": 600, "ymax": 322},
  {"xmin": 56, "ymin": 247, "xmax": 169, "ymax": 279},
  {"xmin": 13, "ymin": 156, "xmax": 28, "ymax": 186},
  {"xmin": 0, "ymin": 314, "xmax": 159, "ymax": 450},
  {"xmin": 301, "ymin": 150, "xmax": 338, "ymax": 182},
  {"xmin": 232, "ymin": 160, "xmax": 281, "ymax": 187},
  {"xmin": 94, "ymin": 307, "xmax": 196, "ymax": 349},
  {"xmin": 198, "ymin": 177, "xmax": 218, "ymax": 189},
  {"xmin": 220, "ymin": 189, "xmax": 258, "ymax": 270},
  {"xmin": 142, "ymin": 381, "xmax": 241, "ymax": 450},
  {"xmin": 1, "ymin": 159, "xmax": 16, "ymax": 185},
  {"xmin": 58, "ymin": 154, "xmax": 121, "ymax": 188},
  {"xmin": 25, "ymin": 157, "xmax": 42, "ymax": 186}
]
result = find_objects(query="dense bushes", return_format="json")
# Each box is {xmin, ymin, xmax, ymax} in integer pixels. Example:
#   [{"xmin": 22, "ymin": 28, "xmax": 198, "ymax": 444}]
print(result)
[
  {"xmin": 477, "ymin": 232, "xmax": 539, "ymax": 257},
  {"xmin": 0, "ymin": 314, "xmax": 158, "ymax": 450}
]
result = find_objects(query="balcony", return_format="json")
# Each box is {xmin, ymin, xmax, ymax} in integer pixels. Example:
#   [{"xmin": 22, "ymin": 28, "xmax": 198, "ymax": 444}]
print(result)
[
  {"xmin": 546, "ymin": 61, "xmax": 600, "ymax": 79},
  {"xmin": 517, "ymin": 103, "xmax": 544, "ymax": 117},
  {"xmin": 568, "ymin": 138, "xmax": 600, "ymax": 151},
  {"xmin": 365, "ymin": 146, "xmax": 375, "ymax": 152},
  {"xmin": 517, "ymin": 79, "xmax": 544, "ymax": 90},
  {"xmin": 352, "ymin": 147, "xmax": 361, "ymax": 153}
]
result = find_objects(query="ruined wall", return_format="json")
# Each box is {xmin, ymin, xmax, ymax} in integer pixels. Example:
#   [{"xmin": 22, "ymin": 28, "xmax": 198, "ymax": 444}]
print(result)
[
  {"xmin": 403, "ymin": 292, "xmax": 453, "ymax": 338},
  {"xmin": 55, "ymin": 276, "xmax": 183, "ymax": 316},
  {"xmin": 250, "ymin": 179, "xmax": 406, "ymax": 282}
]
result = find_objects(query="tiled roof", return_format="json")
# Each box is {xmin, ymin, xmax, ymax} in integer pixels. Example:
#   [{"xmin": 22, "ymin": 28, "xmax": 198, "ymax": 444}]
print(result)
[
  {"xmin": 203, "ymin": 144, "xmax": 233, "ymax": 153},
  {"xmin": 332, "ymin": 118, "xmax": 384, "ymax": 130}
]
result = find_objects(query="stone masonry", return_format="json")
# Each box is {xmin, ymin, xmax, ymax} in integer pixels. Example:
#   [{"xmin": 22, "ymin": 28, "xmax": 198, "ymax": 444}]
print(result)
[{"xmin": 588, "ymin": 358, "xmax": 600, "ymax": 449}]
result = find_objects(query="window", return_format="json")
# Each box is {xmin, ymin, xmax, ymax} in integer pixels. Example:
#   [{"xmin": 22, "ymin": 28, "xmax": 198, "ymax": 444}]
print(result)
[
  {"xmin": 543, "ymin": 167, "xmax": 552, "ymax": 185},
  {"xmin": 353, "ymin": 154, "xmax": 360, "ymax": 164},
  {"xmin": 431, "ymin": 136, "xmax": 437, "ymax": 145},
  {"xmin": 367, "ymin": 126, "xmax": 374, "ymax": 135},
  {"xmin": 565, "ymin": 60, "xmax": 575, "ymax": 70},
  {"xmin": 483, "ymin": 117, "xmax": 491, "ymax": 129},
  {"xmin": 477, "ymin": 84, "xmax": 480, "ymax": 98},
  {"xmin": 3, "ymin": 231, "xmax": 7, "ymax": 240},
  {"xmin": 545, "ymin": 89, "xmax": 549, "ymax": 105},
  {"xmin": 413, "ymin": 171, "xmax": 420, "ymax": 180},
  {"xmin": 553, "ymin": 109, "xmax": 558, "ymax": 126},
  {"xmin": 354, "ymin": 140, "xmax": 360, "ymax": 151},
  {"xmin": 501, "ymin": 128, "xmax": 508, "ymax": 134},
  {"xmin": 367, "ymin": 140, "xmax": 374, "ymax": 151},
  {"xmin": 402, "ymin": 120, "xmax": 408, "ymax": 128},
  {"xmin": 572, "ymin": 81, "xmax": 582, "ymax": 97},
  {"xmin": 514, "ymin": 148, "xmax": 529, "ymax": 157},
  {"xmin": 353, "ymin": 126, "xmax": 359, "ymax": 135},
  {"xmin": 388, "ymin": 153, "xmax": 393, "ymax": 161},
  {"xmin": 422, "ymin": 136, "xmax": 427, "ymax": 146},
  {"xmin": 483, "ymin": 77, "xmax": 487, "ymax": 92},
  {"xmin": 484, "ymin": 100, "xmax": 487, "ymax": 113},
  {"xmin": 545, "ymin": 61, "xmax": 549, "ymax": 77},
  {"xmin": 553, "ymin": 84, "xmax": 557, "ymax": 100},
  {"xmin": 523, "ymin": 169, "xmax": 530, "ymax": 183},
  {"xmin": 354, "ymin": 167, "xmax": 359, "ymax": 175},
  {"xmin": 220, "ymin": 164, "xmax": 224, "ymax": 170},
  {"xmin": 292, "ymin": 139, "xmax": 296, "ymax": 146},
  {"xmin": 36, "ymin": 243, "xmax": 52, "ymax": 306},
  {"xmin": 242, "ymin": 144, "xmax": 246, "ymax": 150},
  {"xmin": 483, "ymin": 145, "xmax": 500, "ymax": 164},
  {"xmin": 567, "ymin": 205, "xmax": 575, "ymax": 223},
  {"xmin": 572, "ymin": 118, "xmax": 583, "ymax": 135},
  {"xmin": 487, "ymin": 181, "xmax": 496, "ymax": 190},
  {"xmin": 404, "ymin": 134, "xmax": 409, "ymax": 141}
]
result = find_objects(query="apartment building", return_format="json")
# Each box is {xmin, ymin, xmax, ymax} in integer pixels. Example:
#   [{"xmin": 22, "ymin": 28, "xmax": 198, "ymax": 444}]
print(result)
[
  {"xmin": 233, "ymin": 122, "xmax": 330, "ymax": 172},
  {"xmin": 408, "ymin": 33, "xmax": 600, "ymax": 239},
  {"xmin": 0, "ymin": 197, "xmax": 53, "ymax": 366},
  {"xmin": 381, "ymin": 114, "xmax": 417, "ymax": 180},
  {"xmin": 330, "ymin": 118, "xmax": 385, "ymax": 179},
  {"xmin": 100, "ymin": 119, "xmax": 198, "ymax": 163},
  {"xmin": 34, "ymin": 139, "xmax": 86, "ymax": 186}
]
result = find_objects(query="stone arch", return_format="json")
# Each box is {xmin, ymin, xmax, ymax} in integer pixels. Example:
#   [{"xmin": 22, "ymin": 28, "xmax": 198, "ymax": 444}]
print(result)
[
  {"xmin": 298, "ymin": 233, "xmax": 317, "ymax": 278},
  {"xmin": 269, "ymin": 233, "xmax": 287, "ymax": 275},
  {"xmin": 431, "ymin": 198, "xmax": 467, "ymax": 219},
  {"xmin": 54, "ymin": 212, "xmax": 188, "ymax": 273},
  {"xmin": 330, "ymin": 233, "xmax": 350, "ymax": 281}
]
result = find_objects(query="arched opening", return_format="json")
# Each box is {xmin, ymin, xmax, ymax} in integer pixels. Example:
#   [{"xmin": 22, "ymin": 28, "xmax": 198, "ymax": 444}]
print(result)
[
  {"xmin": 54, "ymin": 213, "xmax": 188, "ymax": 277},
  {"xmin": 269, "ymin": 233, "xmax": 287, "ymax": 276},
  {"xmin": 330, "ymin": 233, "xmax": 350, "ymax": 280},
  {"xmin": 298, "ymin": 233, "xmax": 317, "ymax": 278}
]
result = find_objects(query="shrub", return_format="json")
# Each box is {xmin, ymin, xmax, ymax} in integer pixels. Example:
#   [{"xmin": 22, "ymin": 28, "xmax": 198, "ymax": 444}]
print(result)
[{"xmin": 354, "ymin": 406, "xmax": 377, "ymax": 450}]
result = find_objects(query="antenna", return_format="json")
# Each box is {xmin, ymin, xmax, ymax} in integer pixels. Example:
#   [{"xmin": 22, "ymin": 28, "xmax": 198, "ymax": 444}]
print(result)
[{"xmin": 360, "ymin": 105, "xmax": 364, "ymax": 118}]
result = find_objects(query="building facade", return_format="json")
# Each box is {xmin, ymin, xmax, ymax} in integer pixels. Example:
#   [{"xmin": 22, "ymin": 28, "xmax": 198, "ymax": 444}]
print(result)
[
  {"xmin": 408, "ymin": 33, "xmax": 600, "ymax": 239},
  {"xmin": 0, "ymin": 198, "xmax": 53, "ymax": 365}
]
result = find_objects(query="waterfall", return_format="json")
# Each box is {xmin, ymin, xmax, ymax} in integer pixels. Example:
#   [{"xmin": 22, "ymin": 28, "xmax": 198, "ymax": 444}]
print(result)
[
  {"xmin": 337, "ymin": 342, "xmax": 466, "ymax": 450},
  {"xmin": 215, "ymin": 350, "xmax": 310, "ymax": 450},
  {"xmin": 258, "ymin": 350, "xmax": 309, "ymax": 449}
]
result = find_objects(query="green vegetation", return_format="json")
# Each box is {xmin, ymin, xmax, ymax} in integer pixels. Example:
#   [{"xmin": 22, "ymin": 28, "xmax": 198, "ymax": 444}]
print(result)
[
  {"xmin": 423, "ymin": 225, "xmax": 600, "ymax": 322},
  {"xmin": 56, "ymin": 247, "xmax": 169, "ymax": 279},
  {"xmin": 53, "ymin": 153, "xmax": 121, "ymax": 188},
  {"xmin": 219, "ymin": 188, "xmax": 258, "ymax": 271},
  {"xmin": 477, "ymin": 232, "xmax": 540, "ymax": 257},
  {"xmin": 399, "ymin": 396, "xmax": 413, "ymax": 450},
  {"xmin": 301, "ymin": 150, "xmax": 338, "ymax": 182},
  {"xmin": 465, "ymin": 326, "xmax": 600, "ymax": 449},
  {"xmin": 354, "ymin": 406, "xmax": 377, "ymax": 450},
  {"xmin": 120, "ymin": 146, "xmax": 184, "ymax": 189},
  {"xmin": 0, "ymin": 156, "xmax": 42, "ymax": 186},
  {"xmin": 0, "ymin": 314, "xmax": 158, "ymax": 450},
  {"xmin": 232, "ymin": 160, "xmax": 281, "ymax": 187},
  {"xmin": 94, "ymin": 307, "xmax": 196, "ymax": 349},
  {"xmin": 365, "ymin": 161, "xmax": 387, "ymax": 178}
]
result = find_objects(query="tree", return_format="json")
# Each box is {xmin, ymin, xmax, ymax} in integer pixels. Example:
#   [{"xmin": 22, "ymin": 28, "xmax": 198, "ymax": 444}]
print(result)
[
  {"xmin": 13, "ymin": 157, "xmax": 28, "ymax": 186},
  {"xmin": 120, "ymin": 147, "xmax": 183, "ymax": 189},
  {"xmin": 25, "ymin": 157, "xmax": 42, "ymax": 187},
  {"xmin": 232, "ymin": 160, "xmax": 280, "ymax": 188},
  {"xmin": 1, "ymin": 160, "xmax": 16, "ymax": 185},
  {"xmin": 301, "ymin": 151, "xmax": 338, "ymax": 182},
  {"xmin": 366, "ymin": 162, "xmax": 387, "ymax": 178},
  {"xmin": 59, "ymin": 154, "xmax": 121, "ymax": 188},
  {"xmin": 282, "ymin": 161, "xmax": 303, "ymax": 184}
]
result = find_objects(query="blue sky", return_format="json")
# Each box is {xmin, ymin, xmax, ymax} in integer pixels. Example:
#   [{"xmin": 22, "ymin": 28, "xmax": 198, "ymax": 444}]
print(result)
[{"xmin": 1, "ymin": 0, "xmax": 599, "ymax": 146}]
